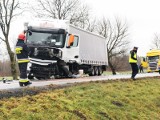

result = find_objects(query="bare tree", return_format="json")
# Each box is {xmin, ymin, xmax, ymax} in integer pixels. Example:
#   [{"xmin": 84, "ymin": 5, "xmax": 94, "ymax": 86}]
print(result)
[
  {"xmin": 0, "ymin": 0, "xmax": 21, "ymax": 79},
  {"xmin": 97, "ymin": 17, "xmax": 130, "ymax": 75},
  {"xmin": 85, "ymin": 18, "xmax": 97, "ymax": 32},
  {"xmin": 152, "ymin": 33, "xmax": 160, "ymax": 49},
  {"xmin": 70, "ymin": 5, "xmax": 90, "ymax": 29},
  {"xmin": 33, "ymin": 0, "xmax": 90, "ymax": 29}
]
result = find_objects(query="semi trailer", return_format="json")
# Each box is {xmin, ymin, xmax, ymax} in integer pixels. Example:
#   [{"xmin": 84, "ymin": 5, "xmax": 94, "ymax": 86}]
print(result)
[{"xmin": 25, "ymin": 20, "xmax": 108, "ymax": 79}]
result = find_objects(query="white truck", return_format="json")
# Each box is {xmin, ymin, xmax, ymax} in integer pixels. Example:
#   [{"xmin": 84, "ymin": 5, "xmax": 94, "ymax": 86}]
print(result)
[{"xmin": 25, "ymin": 20, "xmax": 108, "ymax": 79}]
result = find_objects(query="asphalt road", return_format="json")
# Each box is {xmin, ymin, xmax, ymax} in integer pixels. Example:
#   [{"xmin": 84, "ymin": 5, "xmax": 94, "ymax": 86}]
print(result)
[{"xmin": 0, "ymin": 72, "xmax": 159, "ymax": 91}]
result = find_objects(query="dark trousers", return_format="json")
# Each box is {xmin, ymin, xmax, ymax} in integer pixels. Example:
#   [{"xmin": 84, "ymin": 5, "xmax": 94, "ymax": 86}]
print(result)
[
  {"xmin": 139, "ymin": 67, "xmax": 143, "ymax": 73},
  {"xmin": 18, "ymin": 62, "xmax": 28, "ymax": 79},
  {"xmin": 130, "ymin": 63, "xmax": 138, "ymax": 78}
]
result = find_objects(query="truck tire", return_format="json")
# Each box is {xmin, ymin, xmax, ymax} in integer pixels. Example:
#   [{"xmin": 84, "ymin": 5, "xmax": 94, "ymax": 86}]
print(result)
[
  {"xmin": 89, "ymin": 67, "xmax": 95, "ymax": 76},
  {"xmin": 94, "ymin": 66, "xmax": 99, "ymax": 76},
  {"xmin": 98, "ymin": 66, "xmax": 103, "ymax": 76}
]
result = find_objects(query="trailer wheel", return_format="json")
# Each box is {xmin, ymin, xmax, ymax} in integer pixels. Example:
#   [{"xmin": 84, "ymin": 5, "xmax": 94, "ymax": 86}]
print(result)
[
  {"xmin": 89, "ymin": 67, "xmax": 95, "ymax": 76},
  {"xmin": 95, "ymin": 66, "xmax": 99, "ymax": 76},
  {"xmin": 98, "ymin": 66, "xmax": 103, "ymax": 76}
]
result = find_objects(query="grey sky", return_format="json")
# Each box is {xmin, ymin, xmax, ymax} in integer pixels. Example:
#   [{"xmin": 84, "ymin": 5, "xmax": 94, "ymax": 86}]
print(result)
[
  {"xmin": 1, "ymin": 0, "xmax": 160, "ymax": 57},
  {"xmin": 84, "ymin": 0, "xmax": 160, "ymax": 56}
]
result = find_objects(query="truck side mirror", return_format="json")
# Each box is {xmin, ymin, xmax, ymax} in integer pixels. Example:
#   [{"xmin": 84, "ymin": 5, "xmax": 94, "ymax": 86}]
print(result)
[
  {"xmin": 67, "ymin": 34, "xmax": 74, "ymax": 48},
  {"xmin": 27, "ymin": 30, "xmax": 32, "ymax": 36}
]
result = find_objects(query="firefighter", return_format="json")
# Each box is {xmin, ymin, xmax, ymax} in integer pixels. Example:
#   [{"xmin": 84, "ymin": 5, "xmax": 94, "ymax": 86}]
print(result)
[
  {"xmin": 16, "ymin": 32, "xmax": 32, "ymax": 86},
  {"xmin": 129, "ymin": 47, "xmax": 138, "ymax": 80}
]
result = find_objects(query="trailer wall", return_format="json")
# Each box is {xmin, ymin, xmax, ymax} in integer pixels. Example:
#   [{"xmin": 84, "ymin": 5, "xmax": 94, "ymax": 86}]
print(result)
[{"xmin": 69, "ymin": 25, "xmax": 108, "ymax": 65}]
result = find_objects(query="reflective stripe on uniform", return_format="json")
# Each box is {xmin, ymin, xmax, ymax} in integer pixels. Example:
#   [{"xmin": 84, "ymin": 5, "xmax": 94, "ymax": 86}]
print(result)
[
  {"xmin": 16, "ymin": 46, "xmax": 23, "ymax": 54},
  {"xmin": 19, "ymin": 79, "xmax": 29, "ymax": 82},
  {"xmin": 129, "ymin": 53, "xmax": 137, "ymax": 63},
  {"xmin": 18, "ymin": 59, "xmax": 30, "ymax": 63}
]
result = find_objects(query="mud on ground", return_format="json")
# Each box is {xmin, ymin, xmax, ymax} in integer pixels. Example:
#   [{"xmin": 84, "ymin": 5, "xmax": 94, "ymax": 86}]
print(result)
[{"xmin": 0, "ymin": 84, "xmax": 73, "ymax": 99}]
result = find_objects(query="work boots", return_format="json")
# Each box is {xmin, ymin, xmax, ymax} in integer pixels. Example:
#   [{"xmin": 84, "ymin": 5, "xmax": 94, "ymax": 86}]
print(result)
[
  {"xmin": 19, "ymin": 81, "xmax": 32, "ymax": 87},
  {"xmin": 24, "ymin": 81, "xmax": 32, "ymax": 86}
]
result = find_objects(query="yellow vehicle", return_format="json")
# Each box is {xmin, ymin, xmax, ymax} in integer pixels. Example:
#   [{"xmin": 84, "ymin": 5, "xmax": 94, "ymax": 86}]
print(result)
[{"xmin": 143, "ymin": 49, "xmax": 160, "ymax": 72}]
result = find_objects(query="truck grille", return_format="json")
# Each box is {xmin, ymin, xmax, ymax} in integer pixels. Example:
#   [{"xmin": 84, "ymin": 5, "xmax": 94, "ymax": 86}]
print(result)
[
  {"xmin": 31, "ymin": 64, "xmax": 57, "ymax": 78},
  {"xmin": 149, "ymin": 62, "xmax": 157, "ymax": 70}
]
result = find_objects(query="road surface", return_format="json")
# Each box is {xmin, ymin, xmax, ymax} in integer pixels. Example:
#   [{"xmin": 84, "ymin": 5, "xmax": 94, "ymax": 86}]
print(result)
[{"xmin": 0, "ymin": 72, "xmax": 159, "ymax": 91}]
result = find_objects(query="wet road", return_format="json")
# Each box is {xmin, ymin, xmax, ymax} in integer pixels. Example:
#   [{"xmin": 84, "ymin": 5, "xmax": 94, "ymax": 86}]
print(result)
[{"xmin": 0, "ymin": 73, "xmax": 159, "ymax": 90}]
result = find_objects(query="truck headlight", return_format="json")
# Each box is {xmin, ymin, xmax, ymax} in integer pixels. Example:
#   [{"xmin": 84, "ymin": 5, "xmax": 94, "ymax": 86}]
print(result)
[{"xmin": 53, "ymin": 48, "xmax": 62, "ymax": 58}]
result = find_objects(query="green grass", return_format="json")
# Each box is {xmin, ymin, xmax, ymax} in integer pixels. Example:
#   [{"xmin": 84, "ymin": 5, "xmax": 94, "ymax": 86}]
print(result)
[
  {"xmin": 0, "ymin": 78, "xmax": 160, "ymax": 120},
  {"xmin": 0, "ymin": 76, "xmax": 13, "ymax": 80},
  {"xmin": 103, "ymin": 70, "xmax": 132, "ymax": 75},
  {"xmin": 103, "ymin": 69, "xmax": 148, "ymax": 75}
]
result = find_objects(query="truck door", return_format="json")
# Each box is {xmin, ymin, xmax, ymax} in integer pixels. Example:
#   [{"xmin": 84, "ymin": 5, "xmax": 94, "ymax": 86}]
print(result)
[{"xmin": 64, "ymin": 34, "xmax": 79, "ymax": 62}]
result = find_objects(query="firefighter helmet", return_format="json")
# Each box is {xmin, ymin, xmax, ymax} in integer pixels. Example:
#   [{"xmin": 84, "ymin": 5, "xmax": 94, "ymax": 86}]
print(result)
[{"xmin": 18, "ymin": 33, "xmax": 26, "ymax": 40}]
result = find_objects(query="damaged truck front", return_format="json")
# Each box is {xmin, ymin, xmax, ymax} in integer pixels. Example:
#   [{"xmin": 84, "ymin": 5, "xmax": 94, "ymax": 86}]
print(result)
[{"xmin": 25, "ymin": 20, "xmax": 108, "ymax": 79}]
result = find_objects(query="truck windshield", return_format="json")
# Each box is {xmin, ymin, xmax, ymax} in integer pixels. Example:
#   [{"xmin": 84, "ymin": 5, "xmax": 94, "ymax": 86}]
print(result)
[
  {"xmin": 26, "ymin": 32, "xmax": 66, "ymax": 48},
  {"xmin": 148, "ymin": 56, "xmax": 159, "ymax": 61}
]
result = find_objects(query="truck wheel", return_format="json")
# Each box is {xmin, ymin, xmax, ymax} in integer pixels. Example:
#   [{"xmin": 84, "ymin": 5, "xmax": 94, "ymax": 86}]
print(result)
[
  {"xmin": 98, "ymin": 66, "xmax": 103, "ymax": 76},
  {"xmin": 95, "ymin": 66, "xmax": 99, "ymax": 76},
  {"xmin": 89, "ymin": 67, "xmax": 95, "ymax": 76}
]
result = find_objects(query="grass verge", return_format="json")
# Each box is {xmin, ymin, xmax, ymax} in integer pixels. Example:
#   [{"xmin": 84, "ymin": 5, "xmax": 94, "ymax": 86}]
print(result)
[{"xmin": 0, "ymin": 77, "xmax": 160, "ymax": 120}]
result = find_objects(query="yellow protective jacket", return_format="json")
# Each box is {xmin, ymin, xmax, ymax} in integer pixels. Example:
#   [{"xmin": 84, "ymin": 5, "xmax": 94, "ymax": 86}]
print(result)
[
  {"xmin": 16, "ymin": 40, "xmax": 30, "ymax": 63},
  {"xmin": 129, "ymin": 50, "xmax": 137, "ymax": 63}
]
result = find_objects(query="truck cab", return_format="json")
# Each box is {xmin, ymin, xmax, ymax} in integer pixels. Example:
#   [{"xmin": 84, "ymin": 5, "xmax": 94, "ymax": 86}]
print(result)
[
  {"xmin": 145, "ymin": 49, "xmax": 160, "ymax": 72},
  {"xmin": 26, "ymin": 27, "xmax": 79, "ymax": 79}
]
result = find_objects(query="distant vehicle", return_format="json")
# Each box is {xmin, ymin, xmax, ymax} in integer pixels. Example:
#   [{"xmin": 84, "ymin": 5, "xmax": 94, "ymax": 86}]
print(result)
[
  {"xmin": 142, "ymin": 49, "xmax": 160, "ymax": 72},
  {"xmin": 24, "ymin": 19, "xmax": 108, "ymax": 79}
]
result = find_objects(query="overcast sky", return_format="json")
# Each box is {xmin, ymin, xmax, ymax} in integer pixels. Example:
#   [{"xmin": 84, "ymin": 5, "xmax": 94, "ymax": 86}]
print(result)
[
  {"xmin": 84, "ymin": 0, "xmax": 160, "ymax": 56},
  {"xmin": 1, "ymin": 0, "xmax": 160, "ymax": 57}
]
